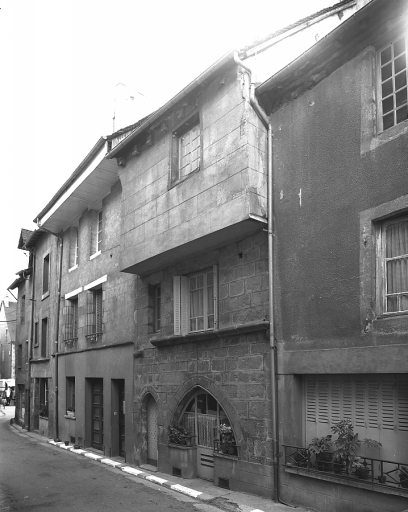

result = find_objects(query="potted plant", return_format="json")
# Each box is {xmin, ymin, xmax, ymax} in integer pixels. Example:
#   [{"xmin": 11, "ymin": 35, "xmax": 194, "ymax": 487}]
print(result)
[
  {"xmin": 167, "ymin": 422, "xmax": 194, "ymax": 446},
  {"xmin": 400, "ymin": 466, "xmax": 408, "ymax": 489},
  {"xmin": 331, "ymin": 419, "xmax": 381, "ymax": 475},
  {"xmin": 292, "ymin": 448, "xmax": 309, "ymax": 468},
  {"xmin": 66, "ymin": 407, "xmax": 75, "ymax": 418},
  {"xmin": 352, "ymin": 457, "xmax": 370, "ymax": 480},
  {"xmin": 219, "ymin": 423, "xmax": 237, "ymax": 456},
  {"xmin": 308, "ymin": 435, "xmax": 333, "ymax": 471}
]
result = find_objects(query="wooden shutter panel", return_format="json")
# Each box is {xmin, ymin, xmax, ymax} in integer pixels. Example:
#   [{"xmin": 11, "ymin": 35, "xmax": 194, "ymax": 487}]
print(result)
[
  {"xmin": 173, "ymin": 276, "xmax": 181, "ymax": 335},
  {"xmin": 355, "ymin": 380, "xmax": 366, "ymax": 427},
  {"xmin": 330, "ymin": 380, "xmax": 341, "ymax": 424},
  {"xmin": 381, "ymin": 379, "xmax": 395, "ymax": 430},
  {"xmin": 63, "ymin": 305, "xmax": 73, "ymax": 340},
  {"xmin": 318, "ymin": 379, "xmax": 329, "ymax": 424},
  {"xmin": 368, "ymin": 380, "xmax": 379, "ymax": 428},
  {"xmin": 397, "ymin": 377, "xmax": 408, "ymax": 431},
  {"xmin": 96, "ymin": 290, "xmax": 103, "ymax": 333},
  {"xmin": 213, "ymin": 264, "xmax": 218, "ymax": 330},
  {"xmin": 306, "ymin": 379, "xmax": 316, "ymax": 422},
  {"xmin": 86, "ymin": 291, "xmax": 95, "ymax": 335},
  {"xmin": 180, "ymin": 276, "xmax": 189, "ymax": 335}
]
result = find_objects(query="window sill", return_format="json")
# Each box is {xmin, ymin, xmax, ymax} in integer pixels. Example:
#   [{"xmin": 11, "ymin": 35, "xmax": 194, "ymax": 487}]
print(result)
[
  {"xmin": 284, "ymin": 465, "xmax": 408, "ymax": 498},
  {"xmin": 149, "ymin": 320, "xmax": 269, "ymax": 347},
  {"xmin": 68, "ymin": 265, "xmax": 78, "ymax": 273},
  {"xmin": 90, "ymin": 251, "xmax": 101, "ymax": 261},
  {"xmin": 41, "ymin": 291, "xmax": 50, "ymax": 300}
]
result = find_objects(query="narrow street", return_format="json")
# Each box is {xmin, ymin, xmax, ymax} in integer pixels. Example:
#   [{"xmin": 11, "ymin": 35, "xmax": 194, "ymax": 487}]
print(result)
[{"xmin": 0, "ymin": 408, "xmax": 220, "ymax": 512}]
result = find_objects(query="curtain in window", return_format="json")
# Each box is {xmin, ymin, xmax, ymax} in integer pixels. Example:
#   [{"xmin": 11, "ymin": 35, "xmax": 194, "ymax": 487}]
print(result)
[
  {"xmin": 190, "ymin": 275, "xmax": 204, "ymax": 331},
  {"xmin": 386, "ymin": 219, "xmax": 408, "ymax": 311}
]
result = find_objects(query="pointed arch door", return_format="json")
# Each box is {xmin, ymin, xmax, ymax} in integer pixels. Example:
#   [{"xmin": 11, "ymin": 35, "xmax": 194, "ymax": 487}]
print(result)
[{"xmin": 182, "ymin": 390, "xmax": 234, "ymax": 480}]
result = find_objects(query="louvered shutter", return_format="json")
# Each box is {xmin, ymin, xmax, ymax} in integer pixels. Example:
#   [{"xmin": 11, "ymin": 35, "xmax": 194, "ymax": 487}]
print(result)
[
  {"xmin": 86, "ymin": 291, "xmax": 95, "ymax": 335},
  {"xmin": 180, "ymin": 276, "xmax": 189, "ymax": 335},
  {"xmin": 397, "ymin": 377, "xmax": 408, "ymax": 431},
  {"xmin": 173, "ymin": 276, "xmax": 181, "ymax": 335},
  {"xmin": 213, "ymin": 264, "xmax": 218, "ymax": 330},
  {"xmin": 63, "ymin": 305, "xmax": 73, "ymax": 340},
  {"xmin": 96, "ymin": 289, "xmax": 103, "ymax": 333}
]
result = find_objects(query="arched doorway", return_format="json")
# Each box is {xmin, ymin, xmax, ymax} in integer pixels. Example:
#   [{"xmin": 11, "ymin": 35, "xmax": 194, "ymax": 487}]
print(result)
[
  {"xmin": 181, "ymin": 389, "xmax": 236, "ymax": 480},
  {"xmin": 147, "ymin": 396, "xmax": 158, "ymax": 466}
]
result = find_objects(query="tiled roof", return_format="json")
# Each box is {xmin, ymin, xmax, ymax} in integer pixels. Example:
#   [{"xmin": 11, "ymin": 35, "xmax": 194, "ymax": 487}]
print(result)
[
  {"xmin": 107, "ymin": 113, "xmax": 155, "ymax": 140},
  {"xmin": 18, "ymin": 229, "xmax": 34, "ymax": 250},
  {"xmin": 239, "ymin": 0, "xmax": 355, "ymax": 57}
]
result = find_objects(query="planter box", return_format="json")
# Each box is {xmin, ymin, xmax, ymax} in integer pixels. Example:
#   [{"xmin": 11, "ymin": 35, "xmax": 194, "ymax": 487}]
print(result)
[
  {"xmin": 168, "ymin": 444, "xmax": 197, "ymax": 479},
  {"xmin": 39, "ymin": 416, "xmax": 49, "ymax": 438}
]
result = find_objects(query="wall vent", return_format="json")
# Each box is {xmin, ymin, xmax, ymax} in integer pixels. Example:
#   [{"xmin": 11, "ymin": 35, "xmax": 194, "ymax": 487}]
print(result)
[
  {"xmin": 172, "ymin": 467, "xmax": 182, "ymax": 477},
  {"xmin": 218, "ymin": 477, "xmax": 230, "ymax": 490}
]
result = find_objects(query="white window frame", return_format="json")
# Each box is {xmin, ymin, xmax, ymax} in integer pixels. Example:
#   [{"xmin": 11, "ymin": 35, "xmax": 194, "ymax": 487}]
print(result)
[
  {"xmin": 376, "ymin": 214, "xmax": 408, "ymax": 316},
  {"xmin": 173, "ymin": 265, "xmax": 218, "ymax": 335},
  {"xmin": 377, "ymin": 35, "xmax": 408, "ymax": 133},
  {"xmin": 97, "ymin": 210, "xmax": 102, "ymax": 252}
]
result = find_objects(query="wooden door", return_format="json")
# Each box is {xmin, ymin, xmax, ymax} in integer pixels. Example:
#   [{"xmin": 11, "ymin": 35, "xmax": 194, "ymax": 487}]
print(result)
[
  {"xmin": 91, "ymin": 380, "xmax": 103, "ymax": 450},
  {"xmin": 119, "ymin": 383, "xmax": 125, "ymax": 457},
  {"xmin": 196, "ymin": 413, "xmax": 217, "ymax": 480},
  {"xmin": 147, "ymin": 397, "xmax": 158, "ymax": 466}
]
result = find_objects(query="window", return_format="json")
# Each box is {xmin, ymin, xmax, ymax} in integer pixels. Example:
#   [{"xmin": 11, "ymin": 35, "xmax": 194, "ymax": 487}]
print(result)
[
  {"xmin": 379, "ymin": 36, "xmax": 408, "ymax": 132},
  {"xmin": 34, "ymin": 321, "xmax": 38, "ymax": 347},
  {"xmin": 86, "ymin": 289, "xmax": 103, "ymax": 340},
  {"xmin": 17, "ymin": 344, "xmax": 22, "ymax": 369},
  {"xmin": 377, "ymin": 215, "xmax": 408, "ymax": 315},
  {"xmin": 63, "ymin": 298, "xmax": 78, "ymax": 343},
  {"xmin": 173, "ymin": 266, "xmax": 218, "ymax": 335},
  {"xmin": 69, "ymin": 228, "xmax": 79, "ymax": 270},
  {"xmin": 154, "ymin": 285, "xmax": 161, "ymax": 332},
  {"xmin": 171, "ymin": 114, "xmax": 201, "ymax": 184},
  {"xmin": 41, "ymin": 318, "xmax": 48, "ymax": 358},
  {"xmin": 66, "ymin": 377, "xmax": 75, "ymax": 414},
  {"xmin": 42, "ymin": 253, "xmax": 50, "ymax": 295},
  {"xmin": 305, "ymin": 375, "xmax": 408, "ymax": 462},
  {"xmin": 97, "ymin": 210, "xmax": 102, "ymax": 252},
  {"xmin": 21, "ymin": 295, "xmax": 25, "ymax": 323}
]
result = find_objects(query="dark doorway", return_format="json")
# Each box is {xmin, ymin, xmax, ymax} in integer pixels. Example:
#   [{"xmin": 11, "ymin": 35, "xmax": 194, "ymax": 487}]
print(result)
[{"xmin": 91, "ymin": 379, "xmax": 103, "ymax": 450}]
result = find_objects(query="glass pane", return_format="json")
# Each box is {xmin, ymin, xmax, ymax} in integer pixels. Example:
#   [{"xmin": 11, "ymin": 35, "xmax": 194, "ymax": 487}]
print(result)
[
  {"xmin": 382, "ymin": 78, "xmax": 393, "ymax": 98},
  {"xmin": 396, "ymin": 88, "xmax": 408, "ymax": 108},
  {"xmin": 382, "ymin": 95, "xmax": 394, "ymax": 114},
  {"xmin": 207, "ymin": 394, "xmax": 217, "ymax": 413},
  {"xmin": 381, "ymin": 46, "xmax": 392, "ymax": 65},
  {"xmin": 185, "ymin": 398, "xmax": 196, "ymax": 412},
  {"xmin": 387, "ymin": 296, "xmax": 398, "ymax": 312},
  {"xmin": 383, "ymin": 112, "xmax": 394, "ymax": 130},
  {"xmin": 397, "ymin": 105, "xmax": 408, "ymax": 124},
  {"xmin": 401, "ymin": 295, "xmax": 408, "ymax": 311},
  {"xmin": 395, "ymin": 71, "xmax": 407, "ymax": 91},
  {"xmin": 197, "ymin": 394, "xmax": 207, "ymax": 414},
  {"xmin": 207, "ymin": 315, "xmax": 214, "ymax": 329},
  {"xmin": 381, "ymin": 63, "xmax": 392, "ymax": 82},
  {"xmin": 394, "ymin": 38, "xmax": 406, "ymax": 58},
  {"xmin": 387, "ymin": 259, "xmax": 408, "ymax": 294},
  {"xmin": 197, "ymin": 317, "xmax": 204, "ymax": 330},
  {"xmin": 395, "ymin": 54, "xmax": 407, "ymax": 75}
]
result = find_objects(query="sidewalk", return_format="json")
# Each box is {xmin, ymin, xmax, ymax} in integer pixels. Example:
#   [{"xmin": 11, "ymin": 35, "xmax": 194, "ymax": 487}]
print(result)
[{"xmin": 9, "ymin": 419, "xmax": 313, "ymax": 512}]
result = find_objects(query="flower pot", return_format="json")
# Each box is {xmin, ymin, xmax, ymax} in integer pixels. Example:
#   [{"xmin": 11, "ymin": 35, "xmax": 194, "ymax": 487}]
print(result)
[
  {"xmin": 355, "ymin": 468, "xmax": 370, "ymax": 480},
  {"xmin": 316, "ymin": 452, "xmax": 332, "ymax": 472},
  {"xmin": 64, "ymin": 441, "xmax": 69, "ymax": 446}
]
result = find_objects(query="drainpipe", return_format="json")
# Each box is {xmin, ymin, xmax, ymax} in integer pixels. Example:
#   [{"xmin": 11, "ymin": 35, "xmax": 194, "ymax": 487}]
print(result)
[
  {"xmin": 233, "ymin": 52, "xmax": 280, "ymax": 504},
  {"xmin": 27, "ymin": 250, "xmax": 36, "ymax": 431},
  {"xmin": 37, "ymin": 224, "xmax": 63, "ymax": 441}
]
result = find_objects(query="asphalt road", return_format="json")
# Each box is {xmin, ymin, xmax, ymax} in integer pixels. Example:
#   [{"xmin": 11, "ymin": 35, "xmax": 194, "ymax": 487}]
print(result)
[{"xmin": 0, "ymin": 407, "xmax": 219, "ymax": 512}]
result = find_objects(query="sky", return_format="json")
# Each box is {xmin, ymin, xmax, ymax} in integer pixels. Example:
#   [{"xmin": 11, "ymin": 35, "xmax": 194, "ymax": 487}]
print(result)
[{"xmin": 0, "ymin": 0, "xmax": 339, "ymax": 300}]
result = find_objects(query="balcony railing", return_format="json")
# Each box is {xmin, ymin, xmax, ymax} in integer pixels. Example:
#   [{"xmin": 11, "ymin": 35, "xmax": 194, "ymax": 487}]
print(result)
[{"xmin": 283, "ymin": 444, "xmax": 408, "ymax": 492}]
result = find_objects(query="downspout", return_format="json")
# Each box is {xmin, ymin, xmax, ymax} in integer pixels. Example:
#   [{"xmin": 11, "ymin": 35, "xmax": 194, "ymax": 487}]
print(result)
[
  {"xmin": 37, "ymin": 224, "xmax": 63, "ymax": 441},
  {"xmin": 27, "ymin": 250, "xmax": 36, "ymax": 431},
  {"xmin": 233, "ymin": 52, "xmax": 280, "ymax": 504}
]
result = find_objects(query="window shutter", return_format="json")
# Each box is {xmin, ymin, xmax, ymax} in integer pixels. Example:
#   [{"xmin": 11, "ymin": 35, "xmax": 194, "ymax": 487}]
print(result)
[
  {"xmin": 397, "ymin": 377, "xmax": 408, "ymax": 431},
  {"xmin": 63, "ymin": 305, "xmax": 73, "ymax": 340},
  {"xmin": 368, "ymin": 380, "xmax": 379, "ymax": 428},
  {"xmin": 86, "ymin": 291, "xmax": 95, "ymax": 335},
  {"xmin": 173, "ymin": 276, "xmax": 181, "ymax": 335},
  {"xmin": 318, "ymin": 379, "xmax": 329, "ymax": 424},
  {"xmin": 213, "ymin": 264, "xmax": 218, "ymax": 330},
  {"xmin": 355, "ymin": 380, "xmax": 366, "ymax": 427},
  {"xmin": 342, "ymin": 380, "xmax": 352, "ymax": 419},
  {"xmin": 306, "ymin": 379, "xmax": 316, "ymax": 422},
  {"xmin": 180, "ymin": 276, "xmax": 189, "ymax": 335},
  {"xmin": 330, "ymin": 380, "xmax": 341, "ymax": 424},
  {"xmin": 381, "ymin": 379, "xmax": 395, "ymax": 430},
  {"xmin": 96, "ymin": 290, "xmax": 103, "ymax": 333}
]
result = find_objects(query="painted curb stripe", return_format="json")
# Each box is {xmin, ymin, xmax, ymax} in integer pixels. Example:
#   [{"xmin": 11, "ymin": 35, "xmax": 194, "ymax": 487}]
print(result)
[
  {"xmin": 170, "ymin": 484, "xmax": 202, "ymax": 498},
  {"xmin": 84, "ymin": 453, "xmax": 103, "ymax": 460},
  {"xmin": 146, "ymin": 475, "xmax": 168, "ymax": 484},
  {"xmin": 101, "ymin": 459, "xmax": 123, "ymax": 467},
  {"xmin": 121, "ymin": 466, "xmax": 145, "ymax": 476}
]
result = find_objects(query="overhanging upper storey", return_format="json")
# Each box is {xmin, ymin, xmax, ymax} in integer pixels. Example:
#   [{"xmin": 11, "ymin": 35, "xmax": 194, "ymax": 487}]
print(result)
[{"xmin": 35, "ymin": 138, "xmax": 119, "ymax": 233}]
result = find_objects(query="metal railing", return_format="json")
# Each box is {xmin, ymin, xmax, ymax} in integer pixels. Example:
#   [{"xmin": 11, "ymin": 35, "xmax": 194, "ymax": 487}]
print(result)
[{"xmin": 283, "ymin": 444, "xmax": 408, "ymax": 492}]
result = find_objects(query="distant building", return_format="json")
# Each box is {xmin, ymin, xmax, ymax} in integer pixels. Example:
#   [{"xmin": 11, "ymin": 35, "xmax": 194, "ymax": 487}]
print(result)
[{"xmin": 0, "ymin": 297, "xmax": 17, "ymax": 382}]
